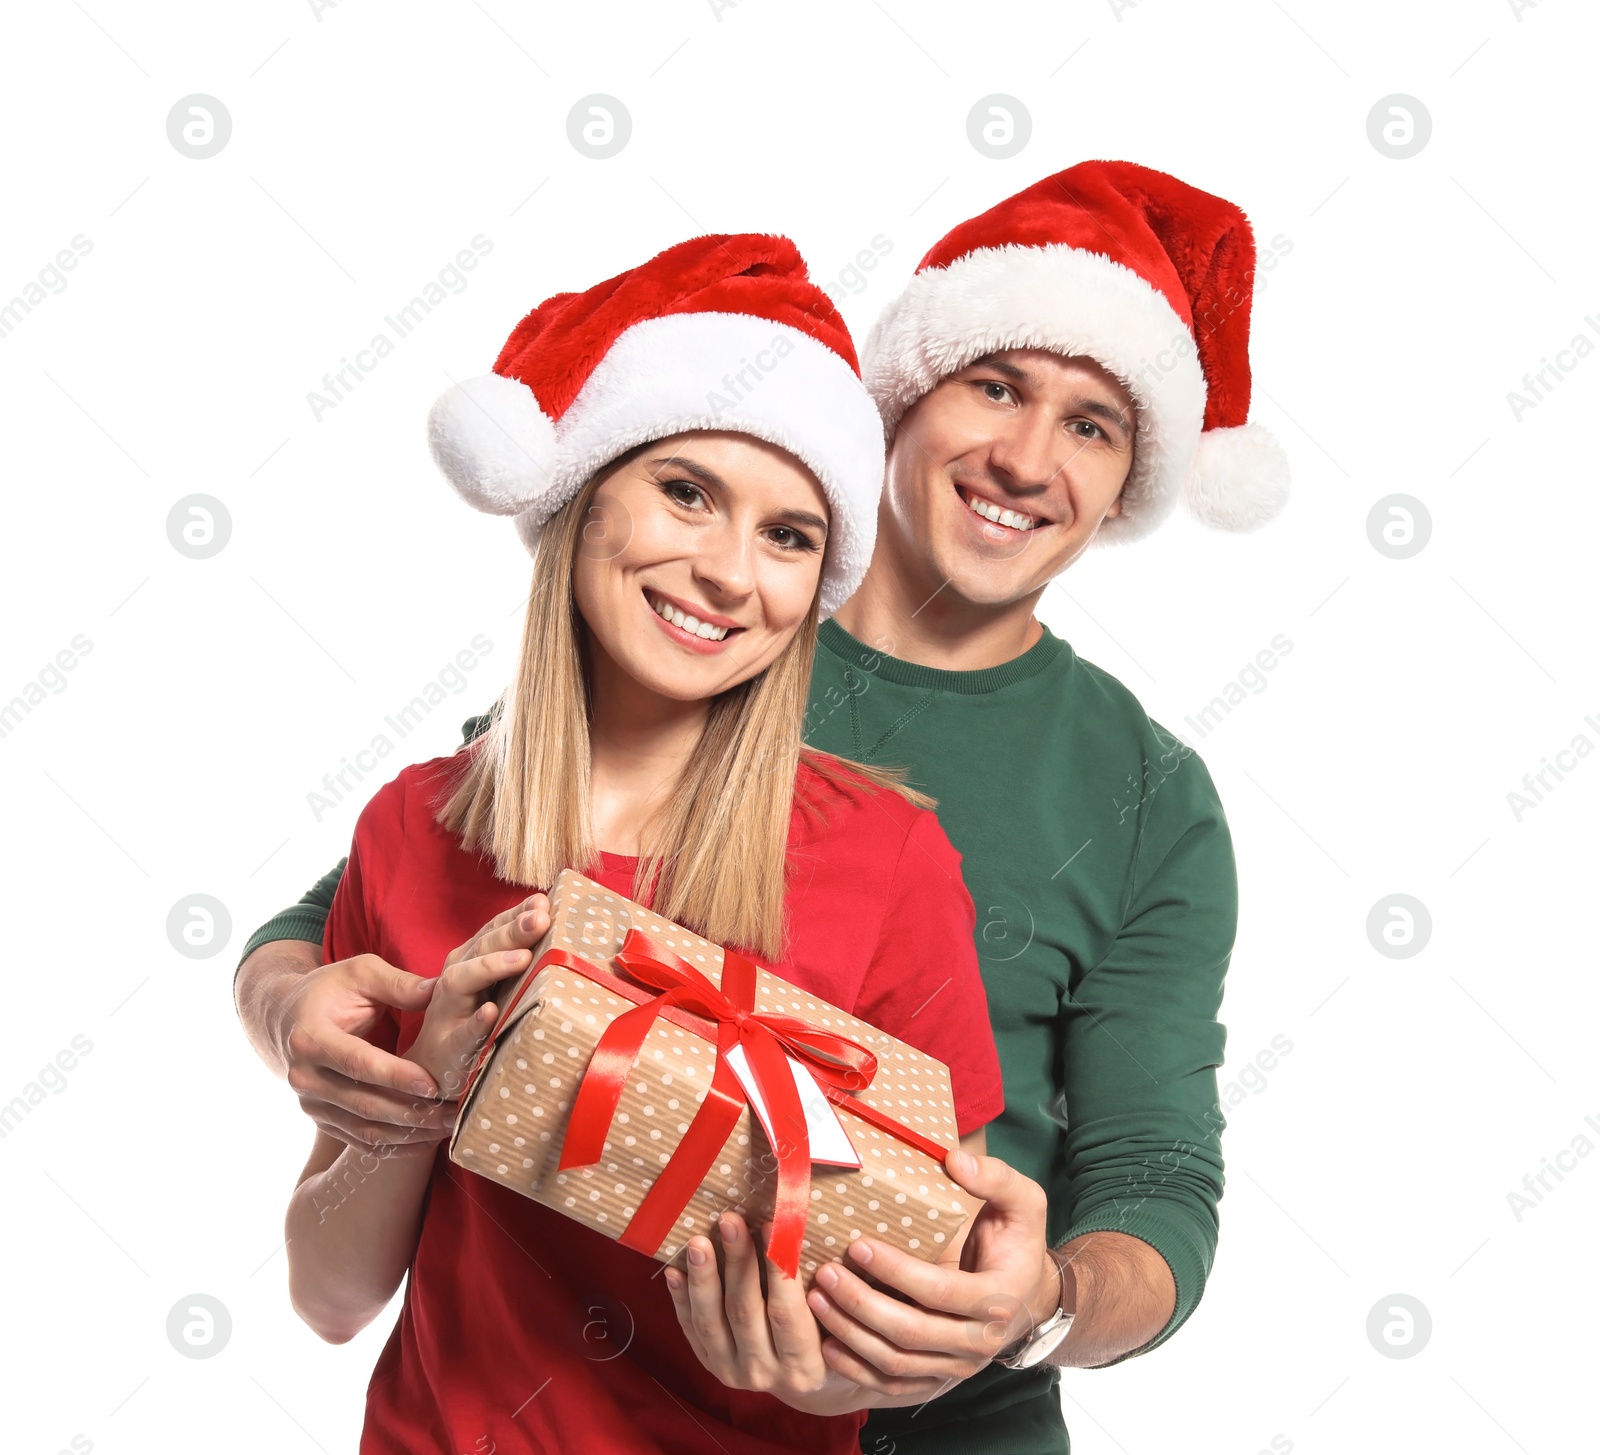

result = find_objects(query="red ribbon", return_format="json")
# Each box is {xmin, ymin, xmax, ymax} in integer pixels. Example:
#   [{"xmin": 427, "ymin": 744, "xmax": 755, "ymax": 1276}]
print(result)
[
  {"xmin": 558, "ymin": 928, "xmax": 882, "ymax": 1279},
  {"xmin": 464, "ymin": 927, "xmax": 959, "ymax": 1280}
]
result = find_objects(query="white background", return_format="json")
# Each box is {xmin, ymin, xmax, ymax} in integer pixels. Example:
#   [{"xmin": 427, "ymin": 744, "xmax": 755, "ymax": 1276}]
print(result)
[{"xmin": 2, "ymin": 2, "xmax": 1596, "ymax": 1452}]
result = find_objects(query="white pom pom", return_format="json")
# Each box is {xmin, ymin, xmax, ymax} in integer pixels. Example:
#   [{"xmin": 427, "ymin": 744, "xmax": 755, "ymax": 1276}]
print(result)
[
  {"xmin": 427, "ymin": 373, "xmax": 557, "ymax": 515},
  {"xmin": 1182, "ymin": 423, "xmax": 1291, "ymax": 531}
]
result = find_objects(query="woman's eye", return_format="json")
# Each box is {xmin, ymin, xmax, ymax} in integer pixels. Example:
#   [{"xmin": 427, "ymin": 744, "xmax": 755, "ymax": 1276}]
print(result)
[
  {"xmin": 766, "ymin": 526, "xmax": 819, "ymax": 553},
  {"xmin": 662, "ymin": 479, "xmax": 706, "ymax": 508}
]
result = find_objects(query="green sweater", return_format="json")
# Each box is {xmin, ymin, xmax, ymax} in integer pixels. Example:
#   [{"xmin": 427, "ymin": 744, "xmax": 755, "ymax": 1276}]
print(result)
[{"xmin": 243, "ymin": 618, "xmax": 1235, "ymax": 1455}]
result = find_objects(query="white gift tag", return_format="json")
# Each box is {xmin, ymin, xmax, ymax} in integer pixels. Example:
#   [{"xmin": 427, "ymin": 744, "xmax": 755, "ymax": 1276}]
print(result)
[{"xmin": 724, "ymin": 1043, "xmax": 862, "ymax": 1169}]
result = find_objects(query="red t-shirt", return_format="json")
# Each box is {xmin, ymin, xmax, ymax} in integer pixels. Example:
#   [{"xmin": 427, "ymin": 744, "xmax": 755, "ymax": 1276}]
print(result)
[{"xmin": 326, "ymin": 753, "xmax": 1006, "ymax": 1455}]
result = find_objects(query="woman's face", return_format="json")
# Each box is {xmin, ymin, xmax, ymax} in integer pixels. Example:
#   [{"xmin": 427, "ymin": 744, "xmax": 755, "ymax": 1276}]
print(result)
[{"xmin": 571, "ymin": 431, "xmax": 830, "ymax": 703}]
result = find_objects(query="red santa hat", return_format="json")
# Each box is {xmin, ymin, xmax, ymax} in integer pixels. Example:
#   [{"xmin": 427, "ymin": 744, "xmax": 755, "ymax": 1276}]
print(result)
[
  {"xmin": 428, "ymin": 234, "xmax": 885, "ymax": 616},
  {"xmin": 862, "ymin": 160, "xmax": 1290, "ymax": 541}
]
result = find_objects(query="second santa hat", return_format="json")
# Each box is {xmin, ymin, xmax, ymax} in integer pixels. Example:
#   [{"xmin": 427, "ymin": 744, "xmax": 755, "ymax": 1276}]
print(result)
[
  {"xmin": 427, "ymin": 234, "xmax": 885, "ymax": 617},
  {"xmin": 863, "ymin": 159, "xmax": 1291, "ymax": 540}
]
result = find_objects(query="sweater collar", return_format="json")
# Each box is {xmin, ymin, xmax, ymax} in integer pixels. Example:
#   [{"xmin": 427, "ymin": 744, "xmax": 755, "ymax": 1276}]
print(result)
[{"xmin": 817, "ymin": 617, "xmax": 1066, "ymax": 695}]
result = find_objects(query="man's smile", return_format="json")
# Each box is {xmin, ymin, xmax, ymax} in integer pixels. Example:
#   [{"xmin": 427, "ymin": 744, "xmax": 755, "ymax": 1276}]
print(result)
[{"xmin": 956, "ymin": 483, "xmax": 1048, "ymax": 533}]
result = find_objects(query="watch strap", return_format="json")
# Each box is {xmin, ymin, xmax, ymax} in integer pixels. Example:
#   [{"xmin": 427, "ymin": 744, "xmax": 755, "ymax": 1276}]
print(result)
[{"xmin": 994, "ymin": 1247, "xmax": 1074, "ymax": 1369}]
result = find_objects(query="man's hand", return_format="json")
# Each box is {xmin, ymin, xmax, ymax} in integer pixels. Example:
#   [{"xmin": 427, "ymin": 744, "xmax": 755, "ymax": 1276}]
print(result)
[
  {"xmin": 808, "ymin": 1149, "xmax": 1065, "ymax": 1387},
  {"xmin": 235, "ymin": 893, "xmax": 553, "ymax": 1155},
  {"xmin": 809, "ymin": 1150, "xmax": 1179, "ymax": 1384},
  {"xmin": 271, "ymin": 948, "xmax": 452, "ymax": 1156},
  {"xmin": 665, "ymin": 1214, "xmax": 951, "ymax": 1416}
]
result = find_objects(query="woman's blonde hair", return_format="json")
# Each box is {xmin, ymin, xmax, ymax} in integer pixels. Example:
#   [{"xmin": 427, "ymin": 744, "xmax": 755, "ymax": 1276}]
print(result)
[{"xmin": 436, "ymin": 451, "xmax": 929, "ymax": 960}]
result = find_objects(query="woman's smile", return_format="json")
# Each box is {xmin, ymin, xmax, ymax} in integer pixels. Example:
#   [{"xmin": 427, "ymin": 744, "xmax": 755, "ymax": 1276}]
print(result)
[{"xmin": 643, "ymin": 587, "xmax": 745, "ymax": 654}]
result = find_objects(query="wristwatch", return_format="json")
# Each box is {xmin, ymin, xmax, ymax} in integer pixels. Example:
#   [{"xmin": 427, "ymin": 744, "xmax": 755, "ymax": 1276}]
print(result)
[{"xmin": 994, "ymin": 1248, "xmax": 1075, "ymax": 1370}]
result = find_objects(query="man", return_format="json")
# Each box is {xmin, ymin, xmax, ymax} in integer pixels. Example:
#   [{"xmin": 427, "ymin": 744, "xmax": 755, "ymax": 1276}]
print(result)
[{"xmin": 237, "ymin": 160, "xmax": 1288, "ymax": 1453}]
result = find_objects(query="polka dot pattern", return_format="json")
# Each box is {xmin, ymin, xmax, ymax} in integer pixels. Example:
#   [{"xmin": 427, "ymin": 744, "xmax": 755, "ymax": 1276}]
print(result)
[{"xmin": 448, "ymin": 869, "xmax": 982, "ymax": 1291}]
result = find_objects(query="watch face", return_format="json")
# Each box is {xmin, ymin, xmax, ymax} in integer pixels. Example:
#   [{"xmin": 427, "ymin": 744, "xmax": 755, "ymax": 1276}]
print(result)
[{"xmin": 1001, "ymin": 1311, "xmax": 1074, "ymax": 1369}]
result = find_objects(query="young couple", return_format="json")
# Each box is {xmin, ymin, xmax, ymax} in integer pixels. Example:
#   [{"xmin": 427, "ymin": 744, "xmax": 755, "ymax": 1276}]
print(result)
[{"xmin": 237, "ymin": 159, "xmax": 1290, "ymax": 1455}]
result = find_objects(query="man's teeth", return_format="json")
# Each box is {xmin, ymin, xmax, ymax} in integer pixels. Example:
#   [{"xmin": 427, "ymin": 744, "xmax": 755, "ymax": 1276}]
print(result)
[
  {"xmin": 649, "ymin": 593, "xmax": 730, "ymax": 640},
  {"xmin": 964, "ymin": 492, "xmax": 1040, "ymax": 531}
]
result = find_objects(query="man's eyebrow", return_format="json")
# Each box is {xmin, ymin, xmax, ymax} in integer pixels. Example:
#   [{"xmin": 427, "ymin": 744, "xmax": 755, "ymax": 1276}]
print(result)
[
  {"xmin": 962, "ymin": 353, "xmax": 1030, "ymax": 382},
  {"xmin": 1073, "ymin": 397, "xmax": 1132, "ymax": 431},
  {"xmin": 960, "ymin": 357, "xmax": 1131, "ymax": 430}
]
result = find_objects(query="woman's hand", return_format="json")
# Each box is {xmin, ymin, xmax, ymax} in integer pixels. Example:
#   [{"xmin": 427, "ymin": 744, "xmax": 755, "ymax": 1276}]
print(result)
[
  {"xmin": 443, "ymin": 892, "xmax": 551, "ymax": 976},
  {"xmin": 409, "ymin": 894, "xmax": 551, "ymax": 1098},
  {"xmin": 665, "ymin": 1213, "xmax": 954, "ymax": 1416}
]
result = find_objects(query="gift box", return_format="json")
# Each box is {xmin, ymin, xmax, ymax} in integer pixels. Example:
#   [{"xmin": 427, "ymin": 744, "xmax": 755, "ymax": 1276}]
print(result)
[{"xmin": 448, "ymin": 868, "xmax": 982, "ymax": 1290}]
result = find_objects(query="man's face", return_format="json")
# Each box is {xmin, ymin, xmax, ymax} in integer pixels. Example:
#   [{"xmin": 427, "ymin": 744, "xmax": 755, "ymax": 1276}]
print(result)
[{"xmin": 879, "ymin": 348, "xmax": 1137, "ymax": 608}]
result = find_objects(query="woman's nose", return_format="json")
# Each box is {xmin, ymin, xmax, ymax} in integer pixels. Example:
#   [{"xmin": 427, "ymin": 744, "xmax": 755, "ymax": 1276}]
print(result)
[{"xmin": 690, "ymin": 523, "xmax": 756, "ymax": 601}]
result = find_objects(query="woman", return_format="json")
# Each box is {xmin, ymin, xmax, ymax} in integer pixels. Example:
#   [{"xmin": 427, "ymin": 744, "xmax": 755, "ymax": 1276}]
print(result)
[{"xmin": 283, "ymin": 235, "xmax": 1005, "ymax": 1455}]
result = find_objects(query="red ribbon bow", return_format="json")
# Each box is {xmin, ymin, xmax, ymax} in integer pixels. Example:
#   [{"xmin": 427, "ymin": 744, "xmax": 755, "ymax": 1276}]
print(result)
[{"xmin": 555, "ymin": 927, "xmax": 878, "ymax": 1279}]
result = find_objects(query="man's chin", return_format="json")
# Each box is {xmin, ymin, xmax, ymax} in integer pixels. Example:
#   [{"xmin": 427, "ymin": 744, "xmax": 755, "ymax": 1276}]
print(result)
[
  {"xmin": 932, "ymin": 562, "xmax": 1052, "ymax": 612},
  {"xmin": 927, "ymin": 537, "xmax": 1069, "ymax": 611}
]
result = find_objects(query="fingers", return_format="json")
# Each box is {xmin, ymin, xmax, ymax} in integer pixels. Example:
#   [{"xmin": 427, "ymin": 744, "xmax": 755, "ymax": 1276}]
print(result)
[
  {"xmin": 422, "ymin": 1001, "xmax": 499, "ymax": 1097},
  {"xmin": 343, "ymin": 954, "xmax": 437, "ymax": 1014},
  {"xmin": 759, "ymin": 1223, "xmax": 826, "ymax": 1373},
  {"xmin": 443, "ymin": 894, "xmax": 551, "ymax": 970},
  {"xmin": 819, "ymin": 1334, "xmax": 961, "ymax": 1400},
  {"xmin": 943, "ymin": 1150, "xmax": 1048, "ymax": 1226},
  {"xmin": 836, "ymin": 1237, "xmax": 973, "ymax": 1319},
  {"xmin": 807, "ymin": 1261, "xmax": 987, "ymax": 1377},
  {"xmin": 720, "ymin": 1216, "xmax": 787, "ymax": 1376},
  {"xmin": 441, "ymin": 899, "xmax": 528, "ymax": 970},
  {"xmin": 286, "ymin": 1053, "xmax": 453, "ymax": 1133},
  {"xmin": 303, "ymin": 1087, "xmax": 454, "ymax": 1152},
  {"xmin": 674, "ymin": 1235, "xmax": 738, "ymax": 1370},
  {"xmin": 815, "ymin": 1258, "xmax": 962, "ymax": 1348},
  {"xmin": 663, "ymin": 1262, "xmax": 703, "ymax": 1361},
  {"xmin": 295, "ymin": 1020, "xmax": 439, "ymax": 1099},
  {"xmin": 436, "ymin": 947, "xmax": 534, "ymax": 1013},
  {"xmin": 811, "ymin": 1298, "xmax": 989, "ymax": 1385},
  {"xmin": 475, "ymin": 896, "xmax": 551, "ymax": 957}
]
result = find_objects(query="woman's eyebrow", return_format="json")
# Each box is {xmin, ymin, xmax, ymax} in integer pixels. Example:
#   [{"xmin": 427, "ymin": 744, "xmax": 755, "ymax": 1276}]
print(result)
[
  {"xmin": 771, "ymin": 508, "xmax": 828, "ymax": 535},
  {"xmin": 648, "ymin": 455, "xmax": 827, "ymax": 533},
  {"xmin": 646, "ymin": 455, "xmax": 725, "ymax": 489}
]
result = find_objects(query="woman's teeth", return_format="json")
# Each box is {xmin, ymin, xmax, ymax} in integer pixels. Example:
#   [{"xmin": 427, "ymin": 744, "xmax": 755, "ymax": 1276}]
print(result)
[
  {"xmin": 649, "ymin": 593, "xmax": 730, "ymax": 640},
  {"xmin": 964, "ymin": 492, "xmax": 1040, "ymax": 531}
]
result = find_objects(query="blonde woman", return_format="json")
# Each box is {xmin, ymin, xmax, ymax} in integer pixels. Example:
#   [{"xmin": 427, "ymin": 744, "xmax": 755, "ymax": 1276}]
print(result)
[{"xmin": 283, "ymin": 236, "xmax": 1004, "ymax": 1455}]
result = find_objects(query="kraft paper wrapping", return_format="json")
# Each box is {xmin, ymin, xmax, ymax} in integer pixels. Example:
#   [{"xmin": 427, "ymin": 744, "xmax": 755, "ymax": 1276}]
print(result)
[{"xmin": 449, "ymin": 869, "xmax": 981, "ymax": 1290}]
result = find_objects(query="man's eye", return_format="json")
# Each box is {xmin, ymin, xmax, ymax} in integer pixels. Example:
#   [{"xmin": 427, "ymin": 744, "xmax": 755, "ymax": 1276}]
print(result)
[
  {"xmin": 980, "ymin": 381, "xmax": 1011, "ymax": 403},
  {"xmin": 1069, "ymin": 420, "xmax": 1104, "ymax": 441}
]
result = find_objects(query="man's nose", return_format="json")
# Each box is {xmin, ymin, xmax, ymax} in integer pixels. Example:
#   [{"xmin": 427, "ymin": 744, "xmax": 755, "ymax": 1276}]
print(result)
[{"xmin": 984, "ymin": 407, "xmax": 1064, "ymax": 494}]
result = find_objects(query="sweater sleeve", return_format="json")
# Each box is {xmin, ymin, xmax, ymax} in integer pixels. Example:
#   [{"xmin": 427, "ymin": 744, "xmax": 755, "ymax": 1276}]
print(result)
[
  {"xmin": 1055, "ymin": 741, "xmax": 1236, "ymax": 1362},
  {"xmin": 236, "ymin": 859, "xmax": 348, "ymax": 969}
]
